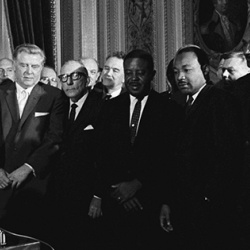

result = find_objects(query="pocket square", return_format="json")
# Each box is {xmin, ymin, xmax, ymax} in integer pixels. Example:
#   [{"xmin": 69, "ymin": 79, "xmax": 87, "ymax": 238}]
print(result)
[
  {"xmin": 84, "ymin": 125, "xmax": 94, "ymax": 130},
  {"xmin": 35, "ymin": 112, "xmax": 50, "ymax": 117}
]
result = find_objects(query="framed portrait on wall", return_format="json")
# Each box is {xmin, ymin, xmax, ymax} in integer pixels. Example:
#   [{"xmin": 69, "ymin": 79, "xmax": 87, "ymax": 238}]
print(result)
[{"xmin": 193, "ymin": 0, "xmax": 250, "ymax": 69}]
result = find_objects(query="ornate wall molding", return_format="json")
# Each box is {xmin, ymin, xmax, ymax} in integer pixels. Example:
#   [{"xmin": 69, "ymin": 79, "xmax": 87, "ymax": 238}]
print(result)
[
  {"xmin": 80, "ymin": 0, "xmax": 98, "ymax": 60},
  {"xmin": 97, "ymin": 0, "xmax": 125, "ymax": 67},
  {"xmin": 50, "ymin": 0, "xmax": 61, "ymax": 72},
  {"xmin": 73, "ymin": 0, "xmax": 81, "ymax": 60},
  {"xmin": 152, "ymin": 0, "xmax": 186, "ymax": 92}
]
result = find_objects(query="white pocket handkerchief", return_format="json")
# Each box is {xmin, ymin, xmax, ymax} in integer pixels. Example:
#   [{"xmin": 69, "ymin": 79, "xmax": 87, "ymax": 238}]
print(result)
[
  {"xmin": 35, "ymin": 112, "xmax": 50, "ymax": 117},
  {"xmin": 84, "ymin": 125, "xmax": 94, "ymax": 130}
]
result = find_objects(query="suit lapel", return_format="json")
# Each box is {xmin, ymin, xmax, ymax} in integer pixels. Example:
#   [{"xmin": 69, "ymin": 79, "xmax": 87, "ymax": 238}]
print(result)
[
  {"xmin": 185, "ymin": 85, "xmax": 211, "ymax": 118},
  {"xmin": 68, "ymin": 91, "xmax": 99, "ymax": 133},
  {"xmin": 19, "ymin": 84, "xmax": 45, "ymax": 127},
  {"xmin": 5, "ymin": 88, "xmax": 19, "ymax": 123}
]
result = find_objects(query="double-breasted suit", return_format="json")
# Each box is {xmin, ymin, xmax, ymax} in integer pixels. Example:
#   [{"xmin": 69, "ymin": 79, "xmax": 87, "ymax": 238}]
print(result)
[{"xmin": 0, "ymin": 80, "xmax": 65, "ymax": 234}]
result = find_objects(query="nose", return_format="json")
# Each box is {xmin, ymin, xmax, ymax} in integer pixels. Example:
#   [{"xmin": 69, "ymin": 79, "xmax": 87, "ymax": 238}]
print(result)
[
  {"xmin": 177, "ymin": 72, "xmax": 185, "ymax": 81},
  {"xmin": 25, "ymin": 65, "xmax": 32, "ymax": 74},
  {"xmin": 106, "ymin": 68, "xmax": 112, "ymax": 76},
  {"xmin": 222, "ymin": 70, "xmax": 229, "ymax": 79},
  {"xmin": 66, "ymin": 76, "xmax": 74, "ymax": 85},
  {"xmin": 3, "ymin": 70, "xmax": 7, "ymax": 77}
]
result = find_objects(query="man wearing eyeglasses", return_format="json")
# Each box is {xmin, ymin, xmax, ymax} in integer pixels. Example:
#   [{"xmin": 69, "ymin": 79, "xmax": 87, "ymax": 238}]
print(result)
[
  {"xmin": 40, "ymin": 65, "xmax": 61, "ymax": 89},
  {"xmin": 52, "ymin": 60, "xmax": 104, "ymax": 249},
  {"xmin": 0, "ymin": 58, "xmax": 15, "ymax": 84}
]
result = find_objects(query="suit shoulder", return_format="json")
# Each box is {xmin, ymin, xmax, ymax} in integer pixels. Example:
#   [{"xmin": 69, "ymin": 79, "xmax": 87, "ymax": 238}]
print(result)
[{"xmin": 0, "ymin": 79, "xmax": 15, "ymax": 91}]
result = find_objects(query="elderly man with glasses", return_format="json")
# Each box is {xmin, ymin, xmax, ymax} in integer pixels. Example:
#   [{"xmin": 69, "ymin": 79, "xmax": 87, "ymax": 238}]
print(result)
[{"xmin": 51, "ymin": 59, "xmax": 105, "ymax": 249}]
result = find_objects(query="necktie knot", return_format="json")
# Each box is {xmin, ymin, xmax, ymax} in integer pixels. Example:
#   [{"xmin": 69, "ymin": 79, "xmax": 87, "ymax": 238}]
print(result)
[
  {"xmin": 185, "ymin": 95, "xmax": 194, "ymax": 115},
  {"xmin": 69, "ymin": 103, "xmax": 78, "ymax": 126},
  {"xmin": 104, "ymin": 94, "xmax": 111, "ymax": 101},
  {"xmin": 186, "ymin": 95, "xmax": 193, "ymax": 106}
]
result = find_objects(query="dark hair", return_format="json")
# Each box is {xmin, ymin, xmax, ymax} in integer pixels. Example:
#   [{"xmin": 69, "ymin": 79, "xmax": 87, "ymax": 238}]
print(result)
[
  {"xmin": 175, "ymin": 45, "xmax": 210, "ymax": 81},
  {"xmin": 221, "ymin": 51, "xmax": 246, "ymax": 61},
  {"xmin": 106, "ymin": 51, "xmax": 126, "ymax": 60},
  {"xmin": 124, "ymin": 49, "xmax": 154, "ymax": 72}
]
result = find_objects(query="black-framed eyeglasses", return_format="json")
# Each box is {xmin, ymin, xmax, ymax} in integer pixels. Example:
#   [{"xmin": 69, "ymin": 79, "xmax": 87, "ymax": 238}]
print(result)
[{"xmin": 58, "ymin": 72, "xmax": 86, "ymax": 83}]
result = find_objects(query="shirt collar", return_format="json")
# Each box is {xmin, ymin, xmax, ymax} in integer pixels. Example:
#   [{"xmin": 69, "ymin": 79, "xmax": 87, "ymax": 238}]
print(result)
[
  {"xmin": 191, "ymin": 83, "xmax": 206, "ymax": 102},
  {"xmin": 15, "ymin": 82, "xmax": 35, "ymax": 95},
  {"xmin": 70, "ymin": 92, "xmax": 88, "ymax": 107}
]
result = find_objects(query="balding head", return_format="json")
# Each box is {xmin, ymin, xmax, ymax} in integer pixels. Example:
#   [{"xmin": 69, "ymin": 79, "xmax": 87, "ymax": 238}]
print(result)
[
  {"xmin": 0, "ymin": 58, "xmax": 15, "ymax": 83},
  {"xmin": 80, "ymin": 57, "xmax": 100, "ymax": 88},
  {"xmin": 59, "ymin": 60, "xmax": 89, "ymax": 102}
]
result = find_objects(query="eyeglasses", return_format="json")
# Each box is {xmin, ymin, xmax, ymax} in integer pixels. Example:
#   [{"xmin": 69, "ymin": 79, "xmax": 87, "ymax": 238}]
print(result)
[
  {"xmin": 40, "ymin": 77, "xmax": 57, "ymax": 83},
  {"xmin": 58, "ymin": 72, "xmax": 85, "ymax": 83},
  {"xmin": 0, "ymin": 68, "xmax": 14, "ymax": 77}
]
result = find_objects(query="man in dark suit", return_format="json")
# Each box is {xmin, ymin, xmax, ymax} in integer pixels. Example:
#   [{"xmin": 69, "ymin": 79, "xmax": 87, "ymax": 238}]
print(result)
[
  {"xmin": 89, "ymin": 49, "xmax": 183, "ymax": 249},
  {"xmin": 0, "ymin": 44, "xmax": 65, "ymax": 239},
  {"xmin": 52, "ymin": 60, "xmax": 104, "ymax": 249},
  {"xmin": 219, "ymin": 51, "xmax": 250, "ymax": 247},
  {"xmin": 160, "ymin": 45, "xmax": 245, "ymax": 249}
]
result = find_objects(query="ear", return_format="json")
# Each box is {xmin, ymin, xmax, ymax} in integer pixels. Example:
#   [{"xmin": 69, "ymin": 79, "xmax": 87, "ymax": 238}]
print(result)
[{"xmin": 202, "ymin": 65, "xmax": 209, "ymax": 76}]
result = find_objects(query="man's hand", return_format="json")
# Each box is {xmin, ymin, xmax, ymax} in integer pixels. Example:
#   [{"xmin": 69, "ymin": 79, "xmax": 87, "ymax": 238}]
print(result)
[
  {"xmin": 0, "ymin": 168, "xmax": 12, "ymax": 189},
  {"xmin": 111, "ymin": 178, "xmax": 142, "ymax": 203},
  {"xmin": 123, "ymin": 196, "xmax": 143, "ymax": 211},
  {"xmin": 9, "ymin": 164, "xmax": 33, "ymax": 188},
  {"xmin": 159, "ymin": 204, "xmax": 173, "ymax": 232},
  {"xmin": 88, "ymin": 196, "xmax": 102, "ymax": 219}
]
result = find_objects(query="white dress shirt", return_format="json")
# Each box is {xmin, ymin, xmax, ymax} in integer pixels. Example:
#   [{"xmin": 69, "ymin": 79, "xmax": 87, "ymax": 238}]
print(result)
[{"xmin": 69, "ymin": 92, "xmax": 89, "ymax": 120}]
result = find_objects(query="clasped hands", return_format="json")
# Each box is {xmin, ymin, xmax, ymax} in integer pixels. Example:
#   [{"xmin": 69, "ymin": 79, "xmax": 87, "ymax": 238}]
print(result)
[
  {"xmin": 111, "ymin": 178, "xmax": 143, "ymax": 211},
  {"xmin": 0, "ymin": 165, "xmax": 33, "ymax": 189}
]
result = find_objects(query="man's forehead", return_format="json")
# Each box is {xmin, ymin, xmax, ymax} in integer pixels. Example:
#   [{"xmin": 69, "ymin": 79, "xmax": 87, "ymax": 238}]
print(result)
[
  {"xmin": 0, "ymin": 59, "xmax": 13, "ymax": 68},
  {"xmin": 174, "ymin": 52, "xmax": 198, "ymax": 67},
  {"xmin": 83, "ymin": 59, "xmax": 98, "ymax": 70},
  {"xmin": 223, "ymin": 57, "xmax": 243, "ymax": 68},
  {"xmin": 61, "ymin": 62, "xmax": 82, "ymax": 74},
  {"xmin": 105, "ymin": 57, "xmax": 123, "ymax": 67},
  {"xmin": 42, "ymin": 67, "xmax": 56, "ymax": 77}
]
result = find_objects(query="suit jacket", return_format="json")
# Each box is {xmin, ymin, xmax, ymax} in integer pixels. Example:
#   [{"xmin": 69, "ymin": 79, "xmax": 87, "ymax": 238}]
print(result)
[
  {"xmin": 0, "ymin": 80, "xmax": 65, "ymax": 210},
  {"xmin": 95, "ymin": 90, "xmax": 183, "ymax": 207},
  {"xmin": 54, "ymin": 90, "xmax": 104, "ymax": 208},
  {"xmin": 168, "ymin": 85, "xmax": 245, "ymax": 248}
]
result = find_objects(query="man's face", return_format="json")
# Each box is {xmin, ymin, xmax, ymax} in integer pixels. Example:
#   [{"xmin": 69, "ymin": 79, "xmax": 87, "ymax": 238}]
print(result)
[
  {"xmin": 214, "ymin": 0, "xmax": 228, "ymax": 15},
  {"xmin": 82, "ymin": 58, "xmax": 100, "ymax": 87},
  {"xmin": 102, "ymin": 57, "xmax": 124, "ymax": 90},
  {"xmin": 0, "ymin": 59, "xmax": 15, "ymax": 83},
  {"xmin": 174, "ymin": 51, "xmax": 206, "ymax": 95},
  {"xmin": 222, "ymin": 57, "xmax": 247, "ymax": 82},
  {"xmin": 14, "ymin": 52, "xmax": 44, "ymax": 89},
  {"xmin": 40, "ymin": 67, "xmax": 59, "ymax": 88},
  {"xmin": 60, "ymin": 62, "xmax": 89, "ymax": 102},
  {"xmin": 124, "ymin": 58, "xmax": 155, "ymax": 98}
]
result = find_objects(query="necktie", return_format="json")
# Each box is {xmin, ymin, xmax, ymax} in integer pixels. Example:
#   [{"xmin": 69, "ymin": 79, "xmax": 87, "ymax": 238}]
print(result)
[
  {"xmin": 130, "ymin": 99, "xmax": 141, "ymax": 144},
  {"xmin": 185, "ymin": 95, "xmax": 193, "ymax": 115},
  {"xmin": 104, "ymin": 94, "xmax": 111, "ymax": 101},
  {"xmin": 19, "ymin": 89, "xmax": 28, "ymax": 117},
  {"xmin": 69, "ymin": 103, "xmax": 78, "ymax": 126}
]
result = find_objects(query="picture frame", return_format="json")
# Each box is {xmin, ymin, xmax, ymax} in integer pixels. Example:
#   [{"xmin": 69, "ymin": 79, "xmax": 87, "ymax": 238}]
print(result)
[{"xmin": 193, "ymin": 0, "xmax": 250, "ymax": 70}]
